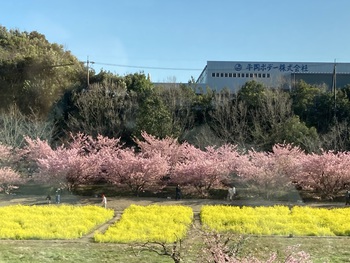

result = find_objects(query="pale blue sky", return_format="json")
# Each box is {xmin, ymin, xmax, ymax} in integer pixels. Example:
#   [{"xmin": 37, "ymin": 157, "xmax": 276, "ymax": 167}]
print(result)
[{"xmin": 1, "ymin": 0, "xmax": 350, "ymax": 83}]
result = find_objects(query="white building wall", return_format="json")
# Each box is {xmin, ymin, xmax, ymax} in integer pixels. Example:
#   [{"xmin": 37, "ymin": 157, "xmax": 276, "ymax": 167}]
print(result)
[{"xmin": 197, "ymin": 61, "xmax": 350, "ymax": 92}]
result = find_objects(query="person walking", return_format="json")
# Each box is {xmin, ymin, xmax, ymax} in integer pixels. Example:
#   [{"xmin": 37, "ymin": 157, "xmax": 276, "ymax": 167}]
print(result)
[
  {"xmin": 345, "ymin": 190, "xmax": 350, "ymax": 205},
  {"xmin": 175, "ymin": 185, "xmax": 182, "ymax": 200},
  {"xmin": 55, "ymin": 188, "xmax": 61, "ymax": 204},
  {"xmin": 46, "ymin": 194, "xmax": 51, "ymax": 204},
  {"xmin": 227, "ymin": 186, "xmax": 236, "ymax": 201},
  {"xmin": 101, "ymin": 194, "xmax": 107, "ymax": 208}
]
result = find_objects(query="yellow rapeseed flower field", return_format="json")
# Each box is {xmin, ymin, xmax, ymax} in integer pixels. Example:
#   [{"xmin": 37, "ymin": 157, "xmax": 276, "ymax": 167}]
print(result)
[
  {"xmin": 201, "ymin": 205, "xmax": 350, "ymax": 236},
  {"xmin": 0, "ymin": 205, "xmax": 114, "ymax": 239},
  {"xmin": 3, "ymin": 203, "xmax": 349, "ymax": 242},
  {"xmin": 94, "ymin": 204, "xmax": 194, "ymax": 243}
]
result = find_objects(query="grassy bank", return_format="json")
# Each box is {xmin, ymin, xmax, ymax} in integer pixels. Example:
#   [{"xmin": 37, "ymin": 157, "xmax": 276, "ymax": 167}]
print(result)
[{"xmin": 0, "ymin": 235, "xmax": 349, "ymax": 262}]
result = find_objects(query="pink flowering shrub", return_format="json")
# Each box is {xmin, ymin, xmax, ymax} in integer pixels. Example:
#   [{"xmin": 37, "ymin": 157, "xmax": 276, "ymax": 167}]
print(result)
[
  {"xmin": 297, "ymin": 150, "xmax": 350, "ymax": 199},
  {"xmin": 172, "ymin": 144, "xmax": 240, "ymax": 196},
  {"xmin": 23, "ymin": 134, "xmax": 121, "ymax": 190},
  {"xmin": 0, "ymin": 143, "xmax": 25, "ymax": 194},
  {"xmin": 0, "ymin": 167, "xmax": 24, "ymax": 194},
  {"xmin": 104, "ymin": 147, "xmax": 170, "ymax": 196},
  {"xmin": 24, "ymin": 133, "xmax": 169, "ymax": 195},
  {"xmin": 236, "ymin": 144, "xmax": 304, "ymax": 198},
  {"xmin": 20, "ymin": 132, "xmax": 350, "ymax": 200}
]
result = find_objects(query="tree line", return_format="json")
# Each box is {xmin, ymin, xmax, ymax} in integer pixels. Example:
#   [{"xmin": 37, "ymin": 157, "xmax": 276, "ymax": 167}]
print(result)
[
  {"xmin": 1, "ymin": 26, "xmax": 350, "ymax": 153},
  {"xmin": 2, "ymin": 132, "xmax": 349, "ymax": 200}
]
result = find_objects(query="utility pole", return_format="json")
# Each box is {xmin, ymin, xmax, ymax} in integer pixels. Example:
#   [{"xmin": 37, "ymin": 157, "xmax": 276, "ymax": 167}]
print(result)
[
  {"xmin": 87, "ymin": 56, "xmax": 90, "ymax": 86},
  {"xmin": 332, "ymin": 59, "xmax": 339, "ymax": 150},
  {"xmin": 87, "ymin": 56, "xmax": 94, "ymax": 87},
  {"xmin": 333, "ymin": 59, "xmax": 337, "ymax": 119}
]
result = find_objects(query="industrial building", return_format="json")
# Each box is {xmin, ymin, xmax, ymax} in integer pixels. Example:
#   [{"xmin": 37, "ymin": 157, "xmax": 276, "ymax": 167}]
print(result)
[{"xmin": 196, "ymin": 61, "xmax": 350, "ymax": 92}]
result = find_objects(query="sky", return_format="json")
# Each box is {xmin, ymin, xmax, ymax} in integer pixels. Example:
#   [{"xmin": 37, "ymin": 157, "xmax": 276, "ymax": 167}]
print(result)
[{"xmin": 1, "ymin": 0, "xmax": 350, "ymax": 83}]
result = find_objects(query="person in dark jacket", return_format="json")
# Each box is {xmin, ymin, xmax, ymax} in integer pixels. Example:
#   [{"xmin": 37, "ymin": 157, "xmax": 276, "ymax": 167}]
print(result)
[
  {"xmin": 345, "ymin": 190, "xmax": 350, "ymax": 205},
  {"xmin": 175, "ymin": 185, "xmax": 182, "ymax": 200}
]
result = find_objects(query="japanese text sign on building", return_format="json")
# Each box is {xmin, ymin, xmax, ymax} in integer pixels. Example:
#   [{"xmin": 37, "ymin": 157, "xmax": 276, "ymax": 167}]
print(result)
[{"xmin": 234, "ymin": 63, "xmax": 308, "ymax": 72}]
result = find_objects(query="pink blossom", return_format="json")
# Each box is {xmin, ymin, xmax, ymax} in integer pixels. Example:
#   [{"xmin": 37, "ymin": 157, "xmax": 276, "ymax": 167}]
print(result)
[
  {"xmin": 298, "ymin": 150, "xmax": 350, "ymax": 199},
  {"xmin": 105, "ymin": 147, "xmax": 170, "ymax": 195},
  {"xmin": 172, "ymin": 144, "xmax": 240, "ymax": 196},
  {"xmin": 0, "ymin": 167, "xmax": 24, "ymax": 194},
  {"xmin": 236, "ymin": 144, "xmax": 304, "ymax": 198}
]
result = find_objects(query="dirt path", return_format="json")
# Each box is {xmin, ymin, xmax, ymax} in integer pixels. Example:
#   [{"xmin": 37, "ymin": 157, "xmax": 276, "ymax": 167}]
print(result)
[{"xmin": 0, "ymin": 194, "xmax": 346, "ymax": 211}]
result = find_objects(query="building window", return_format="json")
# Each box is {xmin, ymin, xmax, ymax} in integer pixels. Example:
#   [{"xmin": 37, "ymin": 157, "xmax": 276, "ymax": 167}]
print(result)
[
  {"xmin": 245, "ymin": 73, "xmax": 249, "ymax": 77},
  {"xmin": 267, "ymin": 73, "xmax": 270, "ymax": 78},
  {"xmin": 220, "ymin": 73, "xmax": 224, "ymax": 77},
  {"xmin": 225, "ymin": 73, "xmax": 228, "ymax": 77},
  {"xmin": 229, "ymin": 73, "xmax": 232, "ymax": 77},
  {"xmin": 262, "ymin": 73, "xmax": 266, "ymax": 78},
  {"xmin": 250, "ymin": 73, "xmax": 253, "ymax": 78},
  {"xmin": 237, "ymin": 73, "xmax": 240, "ymax": 77},
  {"xmin": 254, "ymin": 73, "xmax": 257, "ymax": 78},
  {"xmin": 258, "ymin": 73, "xmax": 261, "ymax": 78},
  {"xmin": 233, "ymin": 73, "xmax": 236, "ymax": 77},
  {"xmin": 211, "ymin": 73, "xmax": 215, "ymax": 77},
  {"xmin": 216, "ymin": 73, "xmax": 219, "ymax": 77}
]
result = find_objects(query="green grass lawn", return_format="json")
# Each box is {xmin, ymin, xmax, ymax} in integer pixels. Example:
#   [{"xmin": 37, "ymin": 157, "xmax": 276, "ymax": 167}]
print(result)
[
  {"xmin": 0, "ymin": 241, "xmax": 174, "ymax": 263},
  {"xmin": 0, "ymin": 235, "xmax": 349, "ymax": 262},
  {"xmin": 239, "ymin": 236, "xmax": 350, "ymax": 263}
]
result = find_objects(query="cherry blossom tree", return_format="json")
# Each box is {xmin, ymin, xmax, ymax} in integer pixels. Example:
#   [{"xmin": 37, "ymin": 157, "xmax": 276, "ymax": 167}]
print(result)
[
  {"xmin": 134, "ymin": 131, "xmax": 188, "ymax": 170},
  {"xmin": 135, "ymin": 132, "xmax": 179, "ymax": 154},
  {"xmin": 68, "ymin": 132, "xmax": 123, "ymax": 155},
  {"xmin": 23, "ymin": 134, "xmax": 123, "ymax": 190},
  {"xmin": 297, "ymin": 150, "xmax": 350, "ymax": 199},
  {"xmin": 21, "ymin": 137, "xmax": 53, "ymax": 182},
  {"xmin": 236, "ymin": 144, "xmax": 304, "ymax": 199},
  {"xmin": 35, "ymin": 147, "xmax": 101, "ymax": 190},
  {"xmin": 172, "ymin": 144, "xmax": 240, "ymax": 197},
  {"xmin": 105, "ymin": 147, "xmax": 169, "ymax": 196},
  {"xmin": 0, "ymin": 143, "xmax": 25, "ymax": 194},
  {"xmin": 274, "ymin": 144, "xmax": 305, "ymax": 181},
  {"xmin": 0, "ymin": 167, "xmax": 24, "ymax": 194},
  {"xmin": 26, "ymin": 131, "xmax": 350, "ymax": 202},
  {"xmin": 23, "ymin": 138, "xmax": 80, "ymax": 189}
]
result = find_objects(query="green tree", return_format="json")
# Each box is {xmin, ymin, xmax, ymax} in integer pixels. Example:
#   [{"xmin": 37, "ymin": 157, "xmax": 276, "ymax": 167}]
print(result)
[
  {"xmin": 134, "ymin": 93, "xmax": 173, "ymax": 139},
  {"xmin": 234, "ymin": 82, "xmax": 320, "ymax": 151},
  {"xmin": 124, "ymin": 72, "xmax": 153, "ymax": 96},
  {"xmin": 123, "ymin": 73, "xmax": 174, "ymax": 139},
  {"xmin": 237, "ymin": 80, "xmax": 266, "ymax": 110},
  {"xmin": 52, "ymin": 71, "xmax": 139, "ymax": 144},
  {"xmin": 334, "ymin": 88, "xmax": 350, "ymax": 124},
  {"xmin": 273, "ymin": 115, "xmax": 320, "ymax": 153},
  {"xmin": 0, "ymin": 26, "xmax": 84, "ymax": 117},
  {"xmin": 290, "ymin": 81, "xmax": 332, "ymax": 132}
]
